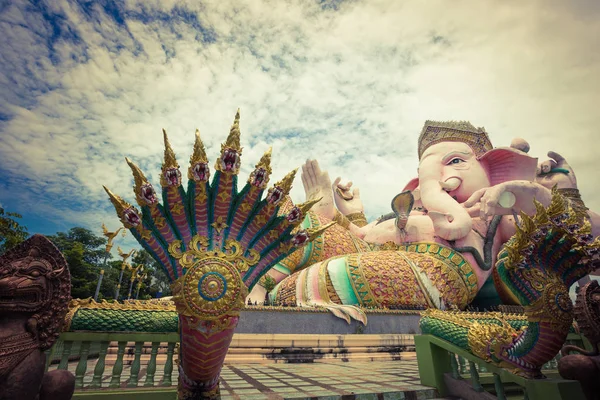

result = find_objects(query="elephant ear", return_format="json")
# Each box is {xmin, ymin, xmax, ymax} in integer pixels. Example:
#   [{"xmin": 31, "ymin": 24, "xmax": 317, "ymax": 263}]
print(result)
[
  {"xmin": 402, "ymin": 177, "xmax": 419, "ymax": 192},
  {"xmin": 401, "ymin": 177, "xmax": 421, "ymax": 202},
  {"xmin": 479, "ymin": 147, "xmax": 538, "ymax": 186}
]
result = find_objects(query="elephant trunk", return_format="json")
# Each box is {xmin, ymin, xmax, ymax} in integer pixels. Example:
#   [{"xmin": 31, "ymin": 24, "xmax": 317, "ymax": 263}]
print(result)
[{"xmin": 418, "ymin": 160, "xmax": 472, "ymax": 241}]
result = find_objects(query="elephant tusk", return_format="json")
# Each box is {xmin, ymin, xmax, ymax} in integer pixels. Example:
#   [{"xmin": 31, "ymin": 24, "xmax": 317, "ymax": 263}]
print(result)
[
  {"xmin": 439, "ymin": 177, "xmax": 461, "ymax": 192},
  {"xmin": 412, "ymin": 188, "xmax": 421, "ymax": 201}
]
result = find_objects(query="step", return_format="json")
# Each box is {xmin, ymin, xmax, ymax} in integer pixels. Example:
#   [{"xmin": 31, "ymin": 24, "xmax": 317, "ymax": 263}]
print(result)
[
  {"xmin": 103, "ymin": 349, "xmax": 418, "ymax": 365},
  {"xmin": 101, "ymin": 334, "xmax": 417, "ymax": 365}
]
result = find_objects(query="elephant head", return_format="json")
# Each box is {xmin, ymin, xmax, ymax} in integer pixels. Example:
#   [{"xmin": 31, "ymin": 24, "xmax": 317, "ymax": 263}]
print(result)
[{"xmin": 403, "ymin": 121, "xmax": 538, "ymax": 241}]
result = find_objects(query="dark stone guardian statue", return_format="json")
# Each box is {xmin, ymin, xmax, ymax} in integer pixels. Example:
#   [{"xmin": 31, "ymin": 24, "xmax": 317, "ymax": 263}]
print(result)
[{"xmin": 0, "ymin": 234, "xmax": 74, "ymax": 400}]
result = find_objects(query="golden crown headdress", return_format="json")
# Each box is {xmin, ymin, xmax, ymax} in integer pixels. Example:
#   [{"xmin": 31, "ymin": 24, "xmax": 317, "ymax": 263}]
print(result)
[{"xmin": 418, "ymin": 120, "xmax": 493, "ymax": 159}]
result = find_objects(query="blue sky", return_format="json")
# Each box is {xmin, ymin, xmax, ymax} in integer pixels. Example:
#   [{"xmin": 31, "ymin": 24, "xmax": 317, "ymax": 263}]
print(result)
[{"xmin": 1, "ymin": 0, "xmax": 600, "ymax": 256}]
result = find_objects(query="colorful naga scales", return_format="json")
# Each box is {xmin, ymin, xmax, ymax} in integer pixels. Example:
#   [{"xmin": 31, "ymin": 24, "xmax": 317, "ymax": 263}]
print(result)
[{"xmin": 103, "ymin": 110, "xmax": 333, "ymax": 399}]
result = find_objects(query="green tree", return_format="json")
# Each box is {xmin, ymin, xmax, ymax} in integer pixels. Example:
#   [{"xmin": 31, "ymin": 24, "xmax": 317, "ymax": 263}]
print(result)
[
  {"xmin": 38, "ymin": 226, "xmax": 172, "ymax": 301},
  {"xmin": 98, "ymin": 259, "xmax": 123, "ymax": 301},
  {"xmin": 48, "ymin": 227, "xmax": 109, "ymax": 299},
  {"xmin": 130, "ymin": 249, "xmax": 172, "ymax": 299},
  {"xmin": 0, "ymin": 207, "xmax": 29, "ymax": 254}
]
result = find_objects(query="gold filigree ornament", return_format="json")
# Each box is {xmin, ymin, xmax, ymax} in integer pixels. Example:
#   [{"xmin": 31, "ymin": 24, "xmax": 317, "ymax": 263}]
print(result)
[
  {"xmin": 171, "ymin": 256, "xmax": 247, "ymax": 320},
  {"xmin": 169, "ymin": 234, "xmax": 259, "ymax": 320},
  {"xmin": 468, "ymin": 318, "xmax": 517, "ymax": 363},
  {"xmin": 525, "ymin": 279, "xmax": 574, "ymax": 330}
]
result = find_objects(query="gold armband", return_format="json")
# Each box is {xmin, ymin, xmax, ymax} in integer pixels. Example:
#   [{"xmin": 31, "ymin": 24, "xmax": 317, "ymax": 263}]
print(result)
[
  {"xmin": 557, "ymin": 188, "xmax": 588, "ymax": 218},
  {"xmin": 346, "ymin": 212, "xmax": 368, "ymax": 227},
  {"xmin": 333, "ymin": 210, "xmax": 351, "ymax": 230}
]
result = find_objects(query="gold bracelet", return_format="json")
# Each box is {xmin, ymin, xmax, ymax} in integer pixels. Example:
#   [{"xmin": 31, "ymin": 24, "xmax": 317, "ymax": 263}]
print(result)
[
  {"xmin": 557, "ymin": 188, "xmax": 588, "ymax": 217},
  {"xmin": 332, "ymin": 210, "xmax": 351, "ymax": 230},
  {"xmin": 346, "ymin": 212, "xmax": 368, "ymax": 227}
]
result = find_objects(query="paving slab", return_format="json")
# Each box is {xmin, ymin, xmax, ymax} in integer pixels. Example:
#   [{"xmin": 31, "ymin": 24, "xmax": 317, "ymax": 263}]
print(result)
[{"xmin": 59, "ymin": 359, "xmax": 442, "ymax": 399}]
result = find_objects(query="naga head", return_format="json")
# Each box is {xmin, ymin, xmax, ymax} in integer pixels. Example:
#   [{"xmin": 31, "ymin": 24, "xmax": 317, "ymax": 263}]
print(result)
[
  {"xmin": 0, "ymin": 235, "xmax": 71, "ymax": 349},
  {"xmin": 287, "ymin": 198, "xmax": 322, "ymax": 224},
  {"xmin": 248, "ymin": 148, "xmax": 272, "ymax": 189},
  {"xmin": 139, "ymin": 184, "xmax": 159, "ymax": 205},
  {"xmin": 291, "ymin": 230, "xmax": 310, "ymax": 246},
  {"xmin": 470, "ymin": 321, "xmax": 541, "ymax": 377},
  {"xmin": 104, "ymin": 186, "xmax": 143, "ymax": 229},
  {"xmin": 191, "ymin": 162, "xmax": 210, "ymax": 183},
  {"xmin": 126, "ymin": 157, "xmax": 159, "ymax": 206},
  {"xmin": 216, "ymin": 110, "xmax": 243, "ymax": 174},
  {"xmin": 287, "ymin": 207, "xmax": 303, "ymax": 223},
  {"xmin": 266, "ymin": 169, "xmax": 297, "ymax": 205},
  {"xmin": 161, "ymin": 129, "xmax": 183, "ymax": 187},
  {"xmin": 189, "ymin": 129, "xmax": 211, "ymax": 183},
  {"xmin": 123, "ymin": 207, "xmax": 142, "ymax": 227},
  {"xmin": 290, "ymin": 222, "xmax": 336, "ymax": 247}
]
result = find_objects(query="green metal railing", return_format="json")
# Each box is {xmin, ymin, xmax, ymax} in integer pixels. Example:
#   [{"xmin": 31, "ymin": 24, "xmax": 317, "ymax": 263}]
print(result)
[
  {"xmin": 46, "ymin": 332, "xmax": 179, "ymax": 399},
  {"xmin": 415, "ymin": 333, "xmax": 589, "ymax": 400}
]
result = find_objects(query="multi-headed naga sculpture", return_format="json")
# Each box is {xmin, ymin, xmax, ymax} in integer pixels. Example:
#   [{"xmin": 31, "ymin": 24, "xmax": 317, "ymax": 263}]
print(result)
[
  {"xmin": 104, "ymin": 110, "xmax": 332, "ymax": 399},
  {"xmin": 420, "ymin": 189, "xmax": 600, "ymax": 378}
]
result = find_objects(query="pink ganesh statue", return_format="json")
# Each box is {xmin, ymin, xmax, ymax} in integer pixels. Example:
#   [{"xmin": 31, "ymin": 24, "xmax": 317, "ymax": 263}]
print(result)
[{"xmin": 249, "ymin": 121, "xmax": 600, "ymax": 321}]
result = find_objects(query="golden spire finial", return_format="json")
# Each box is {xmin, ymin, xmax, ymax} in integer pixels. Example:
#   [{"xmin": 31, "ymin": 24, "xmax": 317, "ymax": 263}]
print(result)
[
  {"xmin": 248, "ymin": 147, "xmax": 274, "ymax": 187},
  {"xmin": 190, "ymin": 129, "xmax": 208, "ymax": 164},
  {"xmin": 275, "ymin": 168, "xmax": 298, "ymax": 194},
  {"xmin": 125, "ymin": 157, "xmax": 155, "ymax": 206},
  {"xmin": 255, "ymin": 147, "xmax": 273, "ymax": 170},
  {"xmin": 103, "ymin": 186, "xmax": 131, "ymax": 217},
  {"xmin": 125, "ymin": 157, "xmax": 149, "ymax": 188},
  {"xmin": 162, "ymin": 129, "xmax": 179, "ymax": 169},
  {"xmin": 223, "ymin": 109, "xmax": 242, "ymax": 152},
  {"xmin": 296, "ymin": 197, "xmax": 322, "ymax": 215},
  {"xmin": 188, "ymin": 129, "xmax": 210, "ymax": 181}
]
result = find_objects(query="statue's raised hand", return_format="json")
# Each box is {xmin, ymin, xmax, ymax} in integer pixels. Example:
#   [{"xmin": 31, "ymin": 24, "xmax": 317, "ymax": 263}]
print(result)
[
  {"xmin": 301, "ymin": 159, "xmax": 336, "ymax": 220},
  {"xmin": 332, "ymin": 177, "xmax": 364, "ymax": 215},
  {"xmin": 535, "ymin": 151, "xmax": 577, "ymax": 190}
]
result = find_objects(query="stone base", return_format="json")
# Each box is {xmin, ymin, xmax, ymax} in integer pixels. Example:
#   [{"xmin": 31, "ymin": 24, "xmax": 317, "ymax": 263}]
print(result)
[{"xmin": 237, "ymin": 308, "xmax": 421, "ymax": 334}]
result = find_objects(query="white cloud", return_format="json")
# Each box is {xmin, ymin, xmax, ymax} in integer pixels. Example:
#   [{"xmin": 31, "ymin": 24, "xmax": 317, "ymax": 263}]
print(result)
[{"xmin": 0, "ymin": 0, "xmax": 599, "ymax": 248}]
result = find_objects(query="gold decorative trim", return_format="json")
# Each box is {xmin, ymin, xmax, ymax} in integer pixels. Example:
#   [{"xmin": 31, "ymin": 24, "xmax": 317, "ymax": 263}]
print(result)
[
  {"xmin": 557, "ymin": 188, "xmax": 589, "ymax": 219},
  {"xmin": 332, "ymin": 210, "xmax": 350, "ymax": 230},
  {"xmin": 169, "ymin": 235, "xmax": 260, "ymax": 275},
  {"xmin": 304, "ymin": 211, "xmax": 326, "ymax": 267},
  {"xmin": 346, "ymin": 254, "xmax": 379, "ymax": 307},
  {"xmin": 67, "ymin": 298, "xmax": 176, "ymax": 312},
  {"xmin": 346, "ymin": 212, "xmax": 368, "ymax": 227},
  {"xmin": 418, "ymin": 120, "xmax": 492, "ymax": 159}
]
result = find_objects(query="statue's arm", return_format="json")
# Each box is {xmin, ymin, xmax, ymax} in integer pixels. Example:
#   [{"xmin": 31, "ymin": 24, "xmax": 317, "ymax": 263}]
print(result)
[
  {"xmin": 348, "ymin": 220, "xmax": 378, "ymax": 238},
  {"xmin": 466, "ymin": 181, "xmax": 600, "ymax": 239},
  {"xmin": 464, "ymin": 180, "xmax": 551, "ymax": 218}
]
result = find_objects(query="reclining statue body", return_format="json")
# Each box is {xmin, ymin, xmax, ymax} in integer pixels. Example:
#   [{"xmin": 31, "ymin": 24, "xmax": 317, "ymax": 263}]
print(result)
[{"xmin": 257, "ymin": 121, "xmax": 600, "ymax": 319}]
